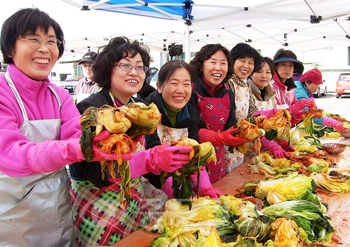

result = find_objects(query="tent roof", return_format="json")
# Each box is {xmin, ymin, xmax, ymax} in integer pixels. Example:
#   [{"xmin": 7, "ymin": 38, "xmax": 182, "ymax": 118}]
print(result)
[{"xmin": 1, "ymin": 0, "xmax": 350, "ymax": 63}]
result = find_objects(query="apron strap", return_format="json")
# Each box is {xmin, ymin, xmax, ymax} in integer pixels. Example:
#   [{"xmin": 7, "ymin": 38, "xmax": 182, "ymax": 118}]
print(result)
[
  {"xmin": 5, "ymin": 72, "xmax": 62, "ymax": 120},
  {"xmin": 5, "ymin": 72, "xmax": 29, "ymax": 121},
  {"xmin": 48, "ymin": 85, "xmax": 62, "ymax": 110}
]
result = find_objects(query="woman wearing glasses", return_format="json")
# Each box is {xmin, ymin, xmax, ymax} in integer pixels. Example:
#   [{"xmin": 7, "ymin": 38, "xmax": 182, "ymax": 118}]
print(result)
[
  {"xmin": 68, "ymin": 37, "xmax": 192, "ymax": 247},
  {"xmin": 0, "ymin": 8, "xmax": 126, "ymax": 247}
]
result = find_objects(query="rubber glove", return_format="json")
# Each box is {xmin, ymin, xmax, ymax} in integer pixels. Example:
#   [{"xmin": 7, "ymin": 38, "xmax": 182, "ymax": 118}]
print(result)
[
  {"xmin": 322, "ymin": 117, "xmax": 345, "ymax": 132},
  {"xmin": 252, "ymin": 108, "xmax": 278, "ymax": 118},
  {"xmin": 288, "ymin": 99, "xmax": 313, "ymax": 116},
  {"xmin": 161, "ymin": 177, "xmax": 174, "ymax": 198},
  {"xmin": 91, "ymin": 130, "xmax": 132, "ymax": 162},
  {"xmin": 260, "ymin": 136, "xmax": 289, "ymax": 158},
  {"xmin": 276, "ymin": 139, "xmax": 295, "ymax": 152},
  {"xmin": 129, "ymin": 144, "xmax": 193, "ymax": 178},
  {"xmin": 288, "ymin": 99, "xmax": 314, "ymax": 125},
  {"xmin": 190, "ymin": 167, "xmax": 223, "ymax": 198},
  {"xmin": 199, "ymin": 128, "xmax": 249, "ymax": 146}
]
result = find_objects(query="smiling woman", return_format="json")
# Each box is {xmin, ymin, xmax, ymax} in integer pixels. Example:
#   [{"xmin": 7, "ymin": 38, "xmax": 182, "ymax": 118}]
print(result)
[
  {"xmin": 141, "ymin": 60, "xmax": 223, "ymax": 221},
  {"xmin": 68, "ymin": 36, "xmax": 151, "ymax": 246},
  {"xmin": 0, "ymin": 7, "xmax": 113, "ymax": 247},
  {"xmin": 67, "ymin": 36, "xmax": 194, "ymax": 247}
]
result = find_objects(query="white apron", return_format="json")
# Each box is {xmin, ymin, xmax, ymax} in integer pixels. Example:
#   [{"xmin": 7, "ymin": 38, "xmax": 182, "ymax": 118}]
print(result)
[
  {"xmin": 224, "ymin": 82, "xmax": 250, "ymax": 173},
  {"xmin": 157, "ymin": 124, "xmax": 189, "ymax": 144},
  {"xmin": 0, "ymin": 73, "xmax": 75, "ymax": 247},
  {"xmin": 142, "ymin": 124, "xmax": 188, "ymax": 222},
  {"xmin": 276, "ymin": 103, "xmax": 289, "ymax": 109},
  {"xmin": 254, "ymin": 98, "xmax": 275, "ymax": 111}
]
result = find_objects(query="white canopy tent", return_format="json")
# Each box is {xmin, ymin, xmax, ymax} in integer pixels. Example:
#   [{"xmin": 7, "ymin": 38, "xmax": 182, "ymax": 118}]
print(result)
[
  {"xmin": 63, "ymin": 0, "xmax": 350, "ymax": 62},
  {"xmin": 1, "ymin": 0, "xmax": 350, "ymax": 63}
]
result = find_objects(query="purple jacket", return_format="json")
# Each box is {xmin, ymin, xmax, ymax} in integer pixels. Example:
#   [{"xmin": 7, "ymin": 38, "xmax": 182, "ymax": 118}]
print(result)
[{"xmin": 0, "ymin": 65, "xmax": 82, "ymax": 177}]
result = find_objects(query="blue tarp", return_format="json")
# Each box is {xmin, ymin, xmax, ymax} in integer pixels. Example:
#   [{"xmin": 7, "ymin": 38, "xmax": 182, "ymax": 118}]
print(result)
[{"xmin": 84, "ymin": 0, "xmax": 193, "ymax": 23}]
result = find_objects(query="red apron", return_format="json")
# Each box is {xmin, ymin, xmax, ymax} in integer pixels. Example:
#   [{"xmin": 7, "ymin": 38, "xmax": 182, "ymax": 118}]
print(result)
[{"xmin": 196, "ymin": 93, "xmax": 231, "ymax": 183}]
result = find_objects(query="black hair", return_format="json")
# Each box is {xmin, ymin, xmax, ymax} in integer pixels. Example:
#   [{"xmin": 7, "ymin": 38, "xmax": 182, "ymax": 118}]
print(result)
[
  {"xmin": 273, "ymin": 48, "xmax": 297, "ymax": 61},
  {"xmin": 189, "ymin": 44, "xmax": 233, "ymax": 83},
  {"xmin": 1, "ymin": 8, "xmax": 65, "ymax": 64},
  {"xmin": 230, "ymin": 43, "xmax": 261, "ymax": 69},
  {"xmin": 253, "ymin": 56, "xmax": 275, "ymax": 78},
  {"xmin": 93, "ymin": 36, "xmax": 151, "ymax": 88},
  {"xmin": 157, "ymin": 60, "xmax": 195, "ymax": 87},
  {"xmin": 273, "ymin": 48, "xmax": 304, "ymax": 74}
]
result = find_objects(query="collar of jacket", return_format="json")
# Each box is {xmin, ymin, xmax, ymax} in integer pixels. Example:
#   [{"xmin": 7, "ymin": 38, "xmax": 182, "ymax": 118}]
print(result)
[
  {"xmin": 7, "ymin": 64, "xmax": 50, "ymax": 101},
  {"xmin": 273, "ymin": 73, "xmax": 296, "ymax": 91},
  {"xmin": 201, "ymin": 75, "xmax": 223, "ymax": 96},
  {"xmin": 248, "ymin": 78, "xmax": 276, "ymax": 101}
]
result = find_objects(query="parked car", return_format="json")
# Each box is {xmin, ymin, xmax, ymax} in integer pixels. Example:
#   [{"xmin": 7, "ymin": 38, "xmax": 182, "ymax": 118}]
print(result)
[
  {"xmin": 335, "ymin": 73, "xmax": 350, "ymax": 98},
  {"xmin": 59, "ymin": 80, "xmax": 78, "ymax": 96},
  {"xmin": 313, "ymin": 80, "xmax": 327, "ymax": 98},
  {"xmin": 150, "ymin": 71, "xmax": 159, "ymax": 89},
  {"xmin": 145, "ymin": 67, "xmax": 158, "ymax": 84}
]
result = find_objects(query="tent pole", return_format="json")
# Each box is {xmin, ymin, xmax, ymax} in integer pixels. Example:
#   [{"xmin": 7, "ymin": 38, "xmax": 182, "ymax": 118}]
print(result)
[{"xmin": 185, "ymin": 25, "xmax": 190, "ymax": 63}]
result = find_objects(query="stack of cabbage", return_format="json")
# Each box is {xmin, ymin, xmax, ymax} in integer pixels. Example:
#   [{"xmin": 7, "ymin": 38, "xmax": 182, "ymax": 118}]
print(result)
[
  {"xmin": 248, "ymin": 152, "xmax": 330, "ymax": 177},
  {"xmin": 149, "ymin": 173, "xmax": 334, "ymax": 247}
]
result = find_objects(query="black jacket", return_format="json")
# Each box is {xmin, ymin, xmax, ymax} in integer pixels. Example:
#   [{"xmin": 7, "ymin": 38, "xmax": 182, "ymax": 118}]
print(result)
[
  {"xmin": 142, "ymin": 90, "xmax": 200, "ymax": 189},
  {"xmin": 145, "ymin": 91, "xmax": 200, "ymax": 149}
]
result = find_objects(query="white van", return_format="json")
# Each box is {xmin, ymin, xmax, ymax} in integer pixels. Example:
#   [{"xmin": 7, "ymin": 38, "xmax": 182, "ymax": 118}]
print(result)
[{"xmin": 49, "ymin": 71, "xmax": 60, "ymax": 85}]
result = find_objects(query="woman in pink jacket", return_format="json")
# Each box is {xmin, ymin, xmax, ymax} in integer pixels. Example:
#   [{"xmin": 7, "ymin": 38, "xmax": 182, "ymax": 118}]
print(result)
[
  {"xmin": 0, "ymin": 8, "xmax": 191, "ymax": 247},
  {"xmin": 0, "ymin": 8, "xmax": 122, "ymax": 246}
]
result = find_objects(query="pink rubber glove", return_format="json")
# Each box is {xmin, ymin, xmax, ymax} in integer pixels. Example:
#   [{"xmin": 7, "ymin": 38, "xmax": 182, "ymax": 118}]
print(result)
[
  {"xmin": 276, "ymin": 139, "xmax": 295, "ymax": 152},
  {"xmin": 252, "ymin": 108, "xmax": 278, "ymax": 118},
  {"xmin": 92, "ymin": 130, "xmax": 132, "ymax": 161},
  {"xmin": 322, "ymin": 117, "xmax": 345, "ymax": 132},
  {"xmin": 260, "ymin": 136, "xmax": 289, "ymax": 158},
  {"xmin": 161, "ymin": 177, "xmax": 174, "ymax": 198},
  {"xmin": 129, "ymin": 144, "xmax": 192, "ymax": 178},
  {"xmin": 190, "ymin": 168, "xmax": 223, "ymax": 198},
  {"xmin": 288, "ymin": 99, "xmax": 313, "ymax": 114},
  {"xmin": 288, "ymin": 99, "xmax": 313, "ymax": 125},
  {"xmin": 199, "ymin": 128, "xmax": 249, "ymax": 146}
]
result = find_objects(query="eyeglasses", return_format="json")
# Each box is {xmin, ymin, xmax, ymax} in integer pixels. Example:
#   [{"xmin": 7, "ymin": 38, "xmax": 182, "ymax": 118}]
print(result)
[
  {"xmin": 115, "ymin": 63, "xmax": 149, "ymax": 74},
  {"xmin": 20, "ymin": 37, "xmax": 62, "ymax": 49}
]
